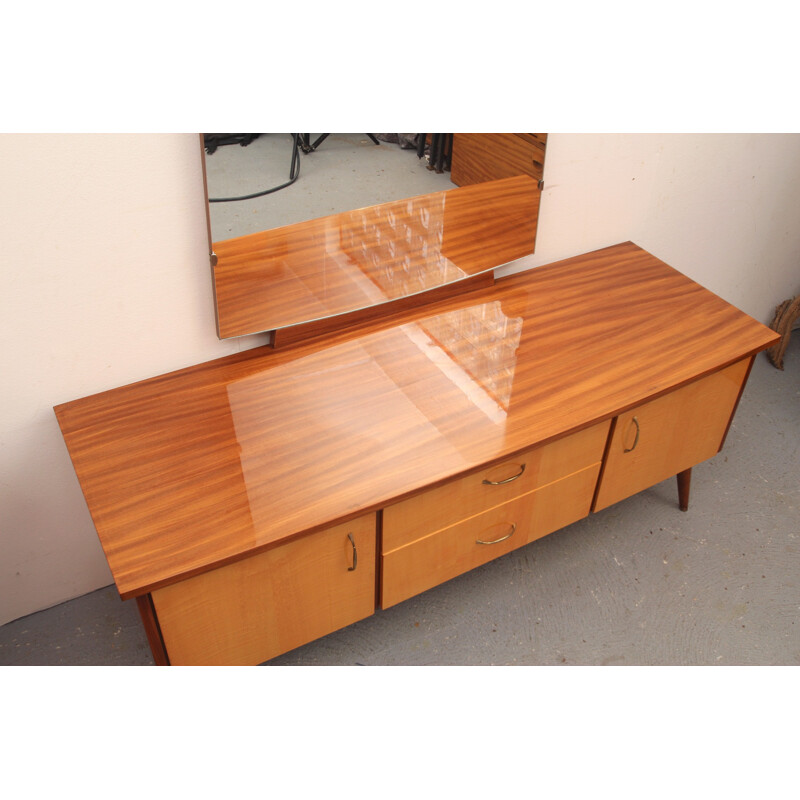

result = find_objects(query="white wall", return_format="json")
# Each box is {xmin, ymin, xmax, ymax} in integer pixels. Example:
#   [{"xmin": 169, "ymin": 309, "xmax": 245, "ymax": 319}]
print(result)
[
  {"xmin": 0, "ymin": 134, "xmax": 263, "ymax": 625},
  {"xmin": 499, "ymin": 133, "xmax": 800, "ymax": 325},
  {"xmin": 2, "ymin": 132, "xmax": 798, "ymax": 626}
]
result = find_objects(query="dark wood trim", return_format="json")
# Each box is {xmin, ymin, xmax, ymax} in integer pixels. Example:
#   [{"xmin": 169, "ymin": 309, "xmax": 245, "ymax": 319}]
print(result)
[
  {"xmin": 590, "ymin": 416, "xmax": 618, "ymax": 513},
  {"xmin": 677, "ymin": 468, "xmax": 692, "ymax": 512},
  {"xmin": 374, "ymin": 509, "xmax": 384, "ymax": 611},
  {"xmin": 136, "ymin": 594, "xmax": 170, "ymax": 666},
  {"xmin": 198, "ymin": 134, "xmax": 222, "ymax": 338},
  {"xmin": 198, "ymin": 134, "xmax": 215, "ymax": 274},
  {"xmin": 718, "ymin": 355, "xmax": 755, "ymax": 452}
]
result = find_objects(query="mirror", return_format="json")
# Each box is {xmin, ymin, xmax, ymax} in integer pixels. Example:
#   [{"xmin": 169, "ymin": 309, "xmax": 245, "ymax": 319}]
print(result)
[{"xmin": 201, "ymin": 134, "xmax": 546, "ymax": 343}]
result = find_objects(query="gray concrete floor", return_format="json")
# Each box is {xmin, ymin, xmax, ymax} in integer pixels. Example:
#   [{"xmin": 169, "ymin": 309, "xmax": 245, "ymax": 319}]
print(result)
[
  {"xmin": 2, "ymin": 338, "xmax": 797, "ymax": 666},
  {"xmin": 2, "ymin": 137, "xmax": 797, "ymax": 666},
  {"xmin": 205, "ymin": 132, "xmax": 456, "ymax": 242}
]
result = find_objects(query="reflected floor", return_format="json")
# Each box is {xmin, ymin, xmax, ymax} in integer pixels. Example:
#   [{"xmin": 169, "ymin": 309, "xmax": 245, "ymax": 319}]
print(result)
[{"xmin": 205, "ymin": 133, "xmax": 456, "ymax": 241}]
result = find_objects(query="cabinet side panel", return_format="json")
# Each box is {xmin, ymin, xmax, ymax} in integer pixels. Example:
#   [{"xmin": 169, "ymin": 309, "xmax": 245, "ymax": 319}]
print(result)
[
  {"xmin": 152, "ymin": 515, "xmax": 376, "ymax": 666},
  {"xmin": 593, "ymin": 359, "xmax": 750, "ymax": 512}
]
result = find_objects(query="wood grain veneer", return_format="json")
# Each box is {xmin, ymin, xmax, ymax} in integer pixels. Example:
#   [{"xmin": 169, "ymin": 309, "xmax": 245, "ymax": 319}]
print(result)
[
  {"xmin": 212, "ymin": 175, "xmax": 540, "ymax": 339},
  {"xmin": 271, "ymin": 269, "xmax": 495, "ymax": 348},
  {"xmin": 593, "ymin": 358, "xmax": 751, "ymax": 511},
  {"xmin": 54, "ymin": 242, "xmax": 779, "ymax": 601},
  {"xmin": 382, "ymin": 420, "xmax": 609, "ymax": 553},
  {"xmin": 381, "ymin": 462, "xmax": 601, "ymax": 608},
  {"xmin": 451, "ymin": 134, "xmax": 547, "ymax": 188},
  {"xmin": 151, "ymin": 514, "xmax": 376, "ymax": 666}
]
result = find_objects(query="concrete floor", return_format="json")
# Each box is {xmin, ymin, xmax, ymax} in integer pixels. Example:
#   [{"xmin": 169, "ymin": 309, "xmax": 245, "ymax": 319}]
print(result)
[{"xmin": 2, "ymin": 136, "xmax": 797, "ymax": 666}]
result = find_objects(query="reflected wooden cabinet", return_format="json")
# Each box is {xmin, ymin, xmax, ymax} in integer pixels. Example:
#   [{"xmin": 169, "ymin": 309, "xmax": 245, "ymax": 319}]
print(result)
[
  {"xmin": 54, "ymin": 242, "xmax": 778, "ymax": 666},
  {"xmin": 451, "ymin": 133, "xmax": 547, "ymax": 188}
]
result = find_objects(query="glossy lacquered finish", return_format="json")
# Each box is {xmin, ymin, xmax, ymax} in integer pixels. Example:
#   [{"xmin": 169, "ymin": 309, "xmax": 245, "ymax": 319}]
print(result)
[
  {"xmin": 212, "ymin": 175, "xmax": 540, "ymax": 338},
  {"xmin": 592, "ymin": 359, "xmax": 751, "ymax": 511},
  {"xmin": 151, "ymin": 514, "xmax": 376, "ymax": 666},
  {"xmin": 54, "ymin": 242, "xmax": 779, "ymax": 601},
  {"xmin": 451, "ymin": 133, "xmax": 547, "ymax": 187},
  {"xmin": 381, "ymin": 462, "xmax": 602, "ymax": 609}
]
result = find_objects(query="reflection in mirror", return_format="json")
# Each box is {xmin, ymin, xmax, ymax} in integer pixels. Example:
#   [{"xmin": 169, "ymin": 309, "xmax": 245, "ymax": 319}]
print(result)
[
  {"xmin": 212, "ymin": 175, "xmax": 540, "ymax": 340},
  {"xmin": 204, "ymin": 134, "xmax": 456, "ymax": 241},
  {"xmin": 202, "ymin": 134, "xmax": 546, "ymax": 345}
]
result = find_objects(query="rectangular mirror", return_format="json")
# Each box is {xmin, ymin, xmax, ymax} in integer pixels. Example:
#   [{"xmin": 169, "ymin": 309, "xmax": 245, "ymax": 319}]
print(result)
[{"xmin": 202, "ymin": 134, "xmax": 547, "ymax": 343}]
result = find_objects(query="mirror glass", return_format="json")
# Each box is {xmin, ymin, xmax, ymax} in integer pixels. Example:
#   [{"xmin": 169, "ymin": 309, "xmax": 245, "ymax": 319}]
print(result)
[
  {"xmin": 202, "ymin": 134, "xmax": 545, "ymax": 341},
  {"xmin": 204, "ymin": 134, "xmax": 456, "ymax": 240}
]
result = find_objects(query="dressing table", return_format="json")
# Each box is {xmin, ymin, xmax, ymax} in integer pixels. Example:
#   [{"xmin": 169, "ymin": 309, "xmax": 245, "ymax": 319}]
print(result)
[{"xmin": 55, "ymin": 171, "xmax": 778, "ymax": 665}]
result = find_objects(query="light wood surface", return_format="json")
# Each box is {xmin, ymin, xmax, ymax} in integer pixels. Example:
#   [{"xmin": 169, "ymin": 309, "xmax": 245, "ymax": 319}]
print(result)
[
  {"xmin": 451, "ymin": 134, "xmax": 547, "ymax": 187},
  {"xmin": 54, "ymin": 242, "xmax": 779, "ymax": 600},
  {"xmin": 593, "ymin": 358, "xmax": 751, "ymax": 511},
  {"xmin": 151, "ymin": 514, "xmax": 376, "ymax": 666},
  {"xmin": 212, "ymin": 175, "xmax": 541, "ymax": 338},
  {"xmin": 382, "ymin": 420, "xmax": 609, "ymax": 553},
  {"xmin": 381, "ymin": 463, "xmax": 600, "ymax": 608}
]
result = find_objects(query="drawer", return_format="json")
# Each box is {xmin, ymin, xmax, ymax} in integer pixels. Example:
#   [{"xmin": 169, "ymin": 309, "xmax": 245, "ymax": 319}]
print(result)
[
  {"xmin": 381, "ymin": 462, "xmax": 601, "ymax": 608},
  {"xmin": 382, "ymin": 420, "xmax": 609, "ymax": 553},
  {"xmin": 151, "ymin": 513, "xmax": 376, "ymax": 666}
]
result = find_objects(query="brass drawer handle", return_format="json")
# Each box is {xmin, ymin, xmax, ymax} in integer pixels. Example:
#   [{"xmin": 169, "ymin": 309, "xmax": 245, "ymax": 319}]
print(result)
[
  {"xmin": 347, "ymin": 532, "xmax": 357, "ymax": 571},
  {"xmin": 482, "ymin": 463, "xmax": 526, "ymax": 485},
  {"xmin": 623, "ymin": 416, "xmax": 640, "ymax": 453},
  {"xmin": 476, "ymin": 523, "xmax": 516, "ymax": 545}
]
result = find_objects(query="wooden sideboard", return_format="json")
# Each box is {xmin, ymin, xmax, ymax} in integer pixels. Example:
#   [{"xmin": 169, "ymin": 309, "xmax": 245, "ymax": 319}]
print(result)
[{"xmin": 54, "ymin": 242, "xmax": 779, "ymax": 665}]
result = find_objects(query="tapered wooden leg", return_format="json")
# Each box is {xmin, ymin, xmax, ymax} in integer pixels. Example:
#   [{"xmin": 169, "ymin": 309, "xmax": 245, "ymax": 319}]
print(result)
[
  {"xmin": 677, "ymin": 468, "xmax": 691, "ymax": 512},
  {"xmin": 136, "ymin": 594, "xmax": 170, "ymax": 665}
]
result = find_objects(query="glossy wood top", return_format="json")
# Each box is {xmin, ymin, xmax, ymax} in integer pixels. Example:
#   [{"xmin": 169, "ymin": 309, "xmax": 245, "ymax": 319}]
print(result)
[
  {"xmin": 55, "ymin": 243, "xmax": 779, "ymax": 599},
  {"xmin": 212, "ymin": 175, "xmax": 540, "ymax": 338}
]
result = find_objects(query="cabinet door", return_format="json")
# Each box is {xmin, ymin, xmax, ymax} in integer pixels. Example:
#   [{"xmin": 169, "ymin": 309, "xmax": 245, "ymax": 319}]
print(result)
[
  {"xmin": 151, "ymin": 514, "xmax": 376, "ymax": 666},
  {"xmin": 593, "ymin": 359, "xmax": 750, "ymax": 511}
]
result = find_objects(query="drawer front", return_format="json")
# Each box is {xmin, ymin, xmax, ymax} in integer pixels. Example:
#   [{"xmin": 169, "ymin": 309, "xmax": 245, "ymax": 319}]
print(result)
[
  {"xmin": 383, "ymin": 420, "xmax": 609, "ymax": 553},
  {"xmin": 593, "ymin": 358, "xmax": 750, "ymax": 512},
  {"xmin": 151, "ymin": 514, "xmax": 376, "ymax": 666},
  {"xmin": 381, "ymin": 462, "xmax": 601, "ymax": 609}
]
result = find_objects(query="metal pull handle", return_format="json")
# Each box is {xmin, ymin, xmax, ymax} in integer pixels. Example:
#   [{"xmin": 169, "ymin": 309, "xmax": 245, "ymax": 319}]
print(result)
[
  {"xmin": 623, "ymin": 416, "xmax": 640, "ymax": 453},
  {"xmin": 482, "ymin": 463, "xmax": 526, "ymax": 486},
  {"xmin": 476, "ymin": 523, "xmax": 516, "ymax": 545},
  {"xmin": 347, "ymin": 532, "xmax": 357, "ymax": 571}
]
